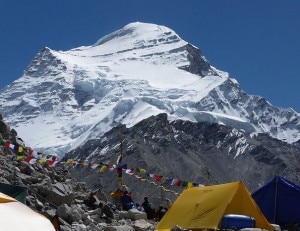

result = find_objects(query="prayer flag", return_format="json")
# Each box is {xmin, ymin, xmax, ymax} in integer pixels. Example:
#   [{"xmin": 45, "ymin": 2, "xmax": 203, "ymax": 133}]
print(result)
[
  {"xmin": 116, "ymin": 153, "xmax": 122, "ymax": 165},
  {"xmin": 176, "ymin": 180, "xmax": 183, "ymax": 186},
  {"xmin": 100, "ymin": 165, "xmax": 107, "ymax": 172}
]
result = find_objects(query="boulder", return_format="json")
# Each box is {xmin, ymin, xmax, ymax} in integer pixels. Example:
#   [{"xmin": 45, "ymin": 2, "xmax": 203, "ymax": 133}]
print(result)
[
  {"xmin": 101, "ymin": 203, "xmax": 114, "ymax": 218},
  {"xmin": 133, "ymin": 219, "xmax": 154, "ymax": 231},
  {"xmin": 71, "ymin": 221, "xmax": 86, "ymax": 231},
  {"xmin": 57, "ymin": 204, "xmax": 73, "ymax": 223},
  {"xmin": 45, "ymin": 182, "xmax": 75, "ymax": 206},
  {"xmin": 128, "ymin": 208, "xmax": 147, "ymax": 220}
]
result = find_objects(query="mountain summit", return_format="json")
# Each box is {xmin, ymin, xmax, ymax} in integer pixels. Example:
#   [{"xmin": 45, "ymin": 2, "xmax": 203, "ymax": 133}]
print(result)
[{"xmin": 0, "ymin": 22, "xmax": 299, "ymax": 155}]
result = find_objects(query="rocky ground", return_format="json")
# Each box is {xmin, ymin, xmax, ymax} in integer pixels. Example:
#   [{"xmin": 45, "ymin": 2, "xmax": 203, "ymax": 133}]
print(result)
[
  {"xmin": 0, "ymin": 154, "xmax": 161, "ymax": 231},
  {"xmin": 0, "ymin": 114, "xmax": 161, "ymax": 231}
]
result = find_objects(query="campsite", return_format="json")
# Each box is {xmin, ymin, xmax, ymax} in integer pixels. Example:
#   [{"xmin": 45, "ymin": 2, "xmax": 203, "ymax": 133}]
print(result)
[
  {"xmin": 1, "ymin": 1, "xmax": 300, "ymax": 230},
  {"xmin": 0, "ymin": 118, "xmax": 300, "ymax": 230},
  {"xmin": 1, "ymin": 160, "xmax": 300, "ymax": 231},
  {"xmin": 1, "ymin": 114, "xmax": 300, "ymax": 230}
]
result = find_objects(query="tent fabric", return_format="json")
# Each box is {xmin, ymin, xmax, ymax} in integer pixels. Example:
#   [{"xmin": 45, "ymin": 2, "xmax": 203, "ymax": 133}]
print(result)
[
  {"xmin": 0, "ymin": 193, "xmax": 16, "ymax": 203},
  {"xmin": 0, "ymin": 182, "xmax": 27, "ymax": 203},
  {"xmin": 252, "ymin": 175, "xmax": 300, "ymax": 226},
  {"xmin": 156, "ymin": 181, "xmax": 273, "ymax": 231},
  {"xmin": 0, "ymin": 192, "xmax": 55, "ymax": 231}
]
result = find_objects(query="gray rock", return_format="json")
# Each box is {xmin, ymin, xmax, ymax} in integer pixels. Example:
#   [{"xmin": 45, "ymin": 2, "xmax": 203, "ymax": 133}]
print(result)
[
  {"xmin": 86, "ymin": 223, "xmax": 102, "ymax": 231},
  {"xmin": 102, "ymin": 203, "xmax": 114, "ymax": 218},
  {"xmin": 104, "ymin": 225, "xmax": 135, "ymax": 231},
  {"xmin": 128, "ymin": 208, "xmax": 147, "ymax": 220},
  {"xmin": 70, "ymin": 209, "xmax": 82, "ymax": 222},
  {"xmin": 83, "ymin": 215, "xmax": 94, "ymax": 226},
  {"xmin": 171, "ymin": 225, "xmax": 189, "ymax": 231},
  {"xmin": 44, "ymin": 182, "xmax": 75, "ymax": 206},
  {"xmin": 57, "ymin": 204, "xmax": 73, "ymax": 222},
  {"xmin": 71, "ymin": 221, "xmax": 87, "ymax": 231},
  {"xmin": 133, "ymin": 219, "xmax": 154, "ymax": 231}
]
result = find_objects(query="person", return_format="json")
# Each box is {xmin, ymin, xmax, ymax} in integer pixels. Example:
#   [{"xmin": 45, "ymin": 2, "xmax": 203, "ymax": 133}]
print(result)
[
  {"xmin": 111, "ymin": 188, "xmax": 123, "ymax": 210},
  {"xmin": 86, "ymin": 192, "xmax": 97, "ymax": 209},
  {"xmin": 120, "ymin": 191, "xmax": 133, "ymax": 210},
  {"xmin": 165, "ymin": 198, "xmax": 172, "ymax": 209},
  {"xmin": 136, "ymin": 203, "xmax": 145, "ymax": 212},
  {"xmin": 157, "ymin": 205, "xmax": 167, "ymax": 220},
  {"xmin": 142, "ymin": 196, "xmax": 154, "ymax": 219}
]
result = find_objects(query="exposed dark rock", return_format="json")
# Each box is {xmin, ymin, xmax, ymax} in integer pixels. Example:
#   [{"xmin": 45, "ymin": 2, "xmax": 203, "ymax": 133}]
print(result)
[
  {"xmin": 66, "ymin": 113, "xmax": 300, "ymax": 205},
  {"xmin": 178, "ymin": 43, "xmax": 212, "ymax": 76}
]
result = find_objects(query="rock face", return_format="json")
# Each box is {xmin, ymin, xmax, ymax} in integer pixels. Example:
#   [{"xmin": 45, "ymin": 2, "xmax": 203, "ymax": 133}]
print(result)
[
  {"xmin": 66, "ymin": 113, "xmax": 300, "ymax": 206},
  {"xmin": 0, "ymin": 115, "xmax": 157, "ymax": 231}
]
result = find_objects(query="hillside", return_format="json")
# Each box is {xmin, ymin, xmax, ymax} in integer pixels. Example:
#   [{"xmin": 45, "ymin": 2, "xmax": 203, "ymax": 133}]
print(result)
[
  {"xmin": 0, "ymin": 114, "xmax": 158, "ymax": 230},
  {"xmin": 66, "ymin": 113, "xmax": 300, "ymax": 204}
]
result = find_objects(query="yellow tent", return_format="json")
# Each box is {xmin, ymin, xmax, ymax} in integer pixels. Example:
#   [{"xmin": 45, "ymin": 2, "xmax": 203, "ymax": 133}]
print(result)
[
  {"xmin": 156, "ymin": 181, "xmax": 274, "ymax": 231},
  {"xmin": 0, "ymin": 192, "xmax": 55, "ymax": 231}
]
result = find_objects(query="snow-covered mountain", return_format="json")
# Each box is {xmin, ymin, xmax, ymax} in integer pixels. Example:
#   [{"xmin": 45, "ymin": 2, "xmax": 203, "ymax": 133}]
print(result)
[{"xmin": 0, "ymin": 22, "xmax": 299, "ymax": 155}]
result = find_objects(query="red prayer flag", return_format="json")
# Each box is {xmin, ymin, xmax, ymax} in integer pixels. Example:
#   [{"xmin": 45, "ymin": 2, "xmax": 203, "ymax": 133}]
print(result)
[
  {"xmin": 176, "ymin": 179, "xmax": 183, "ymax": 186},
  {"xmin": 5, "ymin": 141, "xmax": 10, "ymax": 148},
  {"xmin": 24, "ymin": 157, "xmax": 32, "ymax": 163}
]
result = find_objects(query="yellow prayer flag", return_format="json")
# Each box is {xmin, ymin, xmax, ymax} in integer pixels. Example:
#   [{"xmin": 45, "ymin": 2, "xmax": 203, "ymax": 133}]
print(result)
[
  {"xmin": 39, "ymin": 159, "xmax": 46, "ymax": 164},
  {"xmin": 140, "ymin": 168, "xmax": 146, "ymax": 174},
  {"xmin": 67, "ymin": 159, "xmax": 74, "ymax": 164},
  {"xmin": 187, "ymin": 182, "xmax": 193, "ymax": 188},
  {"xmin": 100, "ymin": 165, "xmax": 108, "ymax": 172},
  {"xmin": 16, "ymin": 156, "xmax": 23, "ymax": 161},
  {"xmin": 18, "ymin": 146, "xmax": 23, "ymax": 153}
]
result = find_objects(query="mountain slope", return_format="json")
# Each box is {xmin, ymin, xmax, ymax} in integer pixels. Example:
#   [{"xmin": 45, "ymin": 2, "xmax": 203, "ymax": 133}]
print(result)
[
  {"xmin": 66, "ymin": 113, "xmax": 300, "ymax": 203},
  {"xmin": 0, "ymin": 22, "xmax": 299, "ymax": 155}
]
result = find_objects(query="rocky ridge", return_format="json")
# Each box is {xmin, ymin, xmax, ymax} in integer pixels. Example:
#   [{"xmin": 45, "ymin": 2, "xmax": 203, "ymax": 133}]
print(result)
[
  {"xmin": 66, "ymin": 113, "xmax": 300, "ymax": 205},
  {"xmin": 0, "ymin": 114, "xmax": 158, "ymax": 231}
]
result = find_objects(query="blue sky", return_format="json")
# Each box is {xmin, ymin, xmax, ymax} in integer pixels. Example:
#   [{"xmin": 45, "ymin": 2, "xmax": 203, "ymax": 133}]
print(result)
[{"xmin": 1, "ymin": 0, "xmax": 299, "ymax": 112}]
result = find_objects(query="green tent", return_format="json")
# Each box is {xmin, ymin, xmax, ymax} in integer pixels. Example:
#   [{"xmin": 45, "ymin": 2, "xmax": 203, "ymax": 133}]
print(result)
[{"xmin": 0, "ymin": 182, "xmax": 27, "ymax": 203}]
